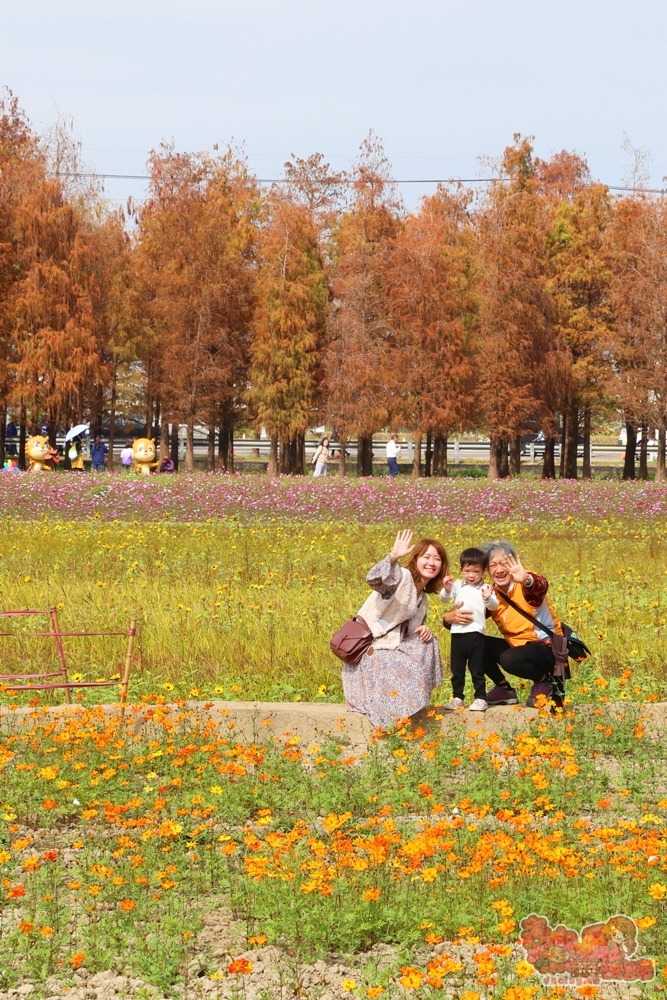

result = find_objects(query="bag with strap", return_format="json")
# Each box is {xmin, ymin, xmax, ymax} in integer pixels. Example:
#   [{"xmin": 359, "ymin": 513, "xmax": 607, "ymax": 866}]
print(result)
[
  {"xmin": 495, "ymin": 588, "xmax": 591, "ymax": 680},
  {"xmin": 330, "ymin": 615, "xmax": 373, "ymax": 665},
  {"xmin": 330, "ymin": 614, "xmax": 411, "ymax": 666}
]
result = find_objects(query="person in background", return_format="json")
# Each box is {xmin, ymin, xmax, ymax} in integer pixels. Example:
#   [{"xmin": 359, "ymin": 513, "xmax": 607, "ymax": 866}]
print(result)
[
  {"xmin": 312, "ymin": 436, "xmax": 330, "ymax": 477},
  {"xmin": 69, "ymin": 438, "xmax": 84, "ymax": 471},
  {"xmin": 120, "ymin": 441, "xmax": 134, "ymax": 471},
  {"xmin": 91, "ymin": 435, "xmax": 108, "ymax": 472},
  {"xmin": 159, "ymin": 455, "xmax": 175, "ymax": 473},
  {"xmin": 5, "ymin": 420, "xmax": 17, "ymax": 456},
  {"xmin": 386, "ymin": 434, "xmax": 400, "ymax": 478}
]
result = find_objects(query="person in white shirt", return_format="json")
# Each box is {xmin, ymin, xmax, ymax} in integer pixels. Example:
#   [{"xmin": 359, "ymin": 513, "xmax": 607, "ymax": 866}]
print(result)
[
  {"xmin": 386, "ymin": 434, "xmax": 400, "ymax": 478},
  {"xmin": 439, "ymin": 547, "xmax": 498, "ymax": 712},
  {"xmin": 120, "ymin": 442, "xmax": 134, "ymax": 471}
]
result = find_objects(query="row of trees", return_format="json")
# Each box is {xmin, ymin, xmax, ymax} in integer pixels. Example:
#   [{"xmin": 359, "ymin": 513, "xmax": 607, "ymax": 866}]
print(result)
[{"xmin": 2, "ymin": 88, "xmax": 666, "ymax": 478}]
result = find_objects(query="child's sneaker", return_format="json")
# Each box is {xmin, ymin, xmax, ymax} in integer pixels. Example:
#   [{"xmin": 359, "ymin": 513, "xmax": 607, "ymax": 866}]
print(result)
[
  {"xmin": 443, "ymin": 697, "xmax": 464, "ymax": 711},
  {"xmin": 486, "ymin": 684, "xmax": 519, "ymax": 706},
  {"xmin": 469, "ymin": 698, "xmax": 487, "ymax": 712}
]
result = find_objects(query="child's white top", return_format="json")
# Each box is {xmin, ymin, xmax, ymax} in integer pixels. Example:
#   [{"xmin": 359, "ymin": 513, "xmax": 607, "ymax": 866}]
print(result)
[{"xmin": 440, "ymin": 579, "xmax": 498, "ymax": 634}]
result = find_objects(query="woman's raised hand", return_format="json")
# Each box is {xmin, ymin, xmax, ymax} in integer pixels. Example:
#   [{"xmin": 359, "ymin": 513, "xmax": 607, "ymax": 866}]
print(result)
[
  {"xmin": 505, "ymin": 552, "xmax": 529, "ymax": 584},
  {"xmin": 390, "ymin": 529, "xmax": 414, "ymax": 564}
]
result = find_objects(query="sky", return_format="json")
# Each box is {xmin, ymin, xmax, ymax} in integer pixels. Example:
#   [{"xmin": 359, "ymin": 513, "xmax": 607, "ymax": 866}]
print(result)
[{"xmin": 2, "ymin": 0, "xmax": 666, "ymax": 210}]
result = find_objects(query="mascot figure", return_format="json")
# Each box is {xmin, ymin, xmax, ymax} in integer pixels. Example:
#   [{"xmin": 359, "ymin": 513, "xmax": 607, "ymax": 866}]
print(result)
[
  {"xmin": 133, "ymin": 438, "xmax": 158, "ymax": 475},
  {"xmin": 27, "ymin": 435, "xmax": 59, "ymax": 472}
]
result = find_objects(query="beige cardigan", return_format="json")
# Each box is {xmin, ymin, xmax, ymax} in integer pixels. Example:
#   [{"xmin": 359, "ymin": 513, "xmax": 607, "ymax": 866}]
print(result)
[{"xmin": 356, "ymin": 555, "xmax": 426, "ymax": 651}]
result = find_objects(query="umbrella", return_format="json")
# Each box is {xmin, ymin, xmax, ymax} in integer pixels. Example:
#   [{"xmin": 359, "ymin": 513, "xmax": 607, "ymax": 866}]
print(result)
[{"xmin": 65, "ymin": 423, "xmax": 90, "ymax": 442}]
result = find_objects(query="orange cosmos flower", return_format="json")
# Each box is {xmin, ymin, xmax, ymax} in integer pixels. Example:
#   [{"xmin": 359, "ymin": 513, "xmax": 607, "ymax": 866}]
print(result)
[
  {"xmin": 19, "ymin": 920, "xmax": 34, "ymax": 934},
  {"xmin": 228, "ymin": 957, "xmax": 253, "ymax": 975},
  {"xmin": 39, "ymin": 926, "xmax": 53, "ymax": 937},
  {"xmin": 363, "ymin": 888, "xmax": 381, "ymax": 902},
  {"xmin": 70, "ymin": 952, "xmax": 85, "ymax": 970},
  {"xmin": 575, "ymin": 987, "xmax": 600, "ymax": 998},
  {"xmin": 119, "ymin": 899, "xmax": 136, "ymax": 911},
  {"xmin": 399, "ymin": 967, "xmax": 424, "ymax": 989},
  {"xmin": 366, "ymin": 988, "xmax": 384, "ymax": 998},
  {"xmin": 6, "ymin": 884, "xmax": 25, "ymax": 898}
]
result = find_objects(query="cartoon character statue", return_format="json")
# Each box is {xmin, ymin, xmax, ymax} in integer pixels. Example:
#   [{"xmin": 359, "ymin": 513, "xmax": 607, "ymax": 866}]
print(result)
[
  {"xmin": 132, "ymin": 438, "xmax": 158, "ymax": 475},
  {"xmin": 26, "ymin": 435, "xmax": 59, "ymax": 472}
]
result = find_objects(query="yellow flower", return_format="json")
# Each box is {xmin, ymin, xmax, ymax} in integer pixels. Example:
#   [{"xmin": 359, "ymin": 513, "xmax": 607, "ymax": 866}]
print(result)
[
  {"xmin": 341, "ymin": 980, "xmax": 357, "ymax": 992},
  {"xmin": 210, "ymin": 786, "xmax": 223, "ymax": 796},
  {"xmin": 649, "ymin": 882, "xmax": 667, "ymax": 900},
  {"xmin": 514, "ymin": 960, "xmax": 535, "ymax": 978},
  {"xmin": 162, "ymin": 683, "xmax": 174, "ymax": 692},
  {"xmin": 635, "ymin": 916, "xmax": 657, "ymax": 929}
]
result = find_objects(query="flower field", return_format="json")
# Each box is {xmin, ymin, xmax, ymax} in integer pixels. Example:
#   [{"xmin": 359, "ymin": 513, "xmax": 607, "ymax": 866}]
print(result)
[
  {"xmin": 0, "ymin": 702, "xmax": 666, "ymax": 998},
  {"xmin": 1, "ymin": 476, "xmax": 667, "ymax": 998},
  {"xmin": 0, "ymin": 477, "xmax": 666, "ymax": 702}
]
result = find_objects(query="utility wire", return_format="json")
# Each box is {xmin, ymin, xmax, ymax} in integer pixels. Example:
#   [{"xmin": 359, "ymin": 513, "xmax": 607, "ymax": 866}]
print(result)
[{"xmin": 62, "ymin": 172, "xmax": 667, "ymax": 194}]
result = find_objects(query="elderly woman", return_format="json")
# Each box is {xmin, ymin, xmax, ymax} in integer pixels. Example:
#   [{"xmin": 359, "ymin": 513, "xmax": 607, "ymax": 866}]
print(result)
[
  {"xmin": 444, "ymin": 541, "xmax": 564, "ymax": 708},
  {"xmin": 343, "ymin": 529, "xmax": 448, "ymax": 727}
]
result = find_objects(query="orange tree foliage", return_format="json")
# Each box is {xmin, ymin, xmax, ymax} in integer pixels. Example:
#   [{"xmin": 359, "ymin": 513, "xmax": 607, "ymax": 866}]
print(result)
[
  {"xmin": 323, "ymin": 134, "xmax": 401, "ymax": 476},
  {"xmin": 387, "ymin": 187, "xmax": 477, "ymax": 476},
  {"xmin": 136, "ymin": 145, "xmax": 258, "ymax": 470},
  {"xmin": 246, "ymin": 189, "xmax": 328, "ymax": 476},
  {"xmin": 5, "ymin": 91, "xmax": 667, "ymax": 478}
]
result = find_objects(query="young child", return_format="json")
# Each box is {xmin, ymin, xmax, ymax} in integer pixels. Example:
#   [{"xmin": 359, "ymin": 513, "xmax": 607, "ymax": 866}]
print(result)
[{"xmin": 440, "ymin": 546, "xmax": 498, "ymax": 712}]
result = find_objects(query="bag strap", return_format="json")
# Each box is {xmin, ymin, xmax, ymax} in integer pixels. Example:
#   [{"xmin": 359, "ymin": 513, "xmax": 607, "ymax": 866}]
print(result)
[{"xmin": 494, "ymin": 586, "xmax": 556, "ymax": 641}]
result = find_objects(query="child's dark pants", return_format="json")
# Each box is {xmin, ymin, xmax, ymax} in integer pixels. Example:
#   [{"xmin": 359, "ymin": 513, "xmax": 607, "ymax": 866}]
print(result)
[{"xmin": 450, "ymin": 631, "xmax": 487, "ymax": 701}]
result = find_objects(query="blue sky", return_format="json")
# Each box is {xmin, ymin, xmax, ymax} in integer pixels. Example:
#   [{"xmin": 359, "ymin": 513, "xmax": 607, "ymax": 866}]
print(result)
[{"xmin": 2, "ymin": 0, "xmax": 665, "ymax": 209}]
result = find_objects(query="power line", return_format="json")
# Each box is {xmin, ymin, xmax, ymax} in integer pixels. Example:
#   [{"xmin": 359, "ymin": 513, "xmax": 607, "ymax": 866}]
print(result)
[{"xmin": 62, "ymin": 172, "xmax": 667, "ymax": 194}]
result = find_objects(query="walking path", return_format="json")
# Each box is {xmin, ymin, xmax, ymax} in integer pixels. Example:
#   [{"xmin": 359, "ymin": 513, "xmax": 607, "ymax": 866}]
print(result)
[{"xmin": 2, "ymin": 699, "xmax": 666, "ymax": 743}]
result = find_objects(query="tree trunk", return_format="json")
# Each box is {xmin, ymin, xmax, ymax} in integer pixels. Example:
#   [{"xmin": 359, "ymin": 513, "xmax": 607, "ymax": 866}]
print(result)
[
  {"xmin": 564, "ymin": 403, "xmax": 578, "ymax": 479},
  {"xmin": 559, "ymin": 411, "xmax": 567, "ymax": 478},
  {"xmin": 623, "ymin": 422, "xmax": 637, "ymax": 480},
  {"xmin": 207, "ymin": 425, "xmax": 216, "ymax": 471},
  {"xmin": 170, "ymin": 423, "xmax": 179, "ymax": 472},
  {"xmin": 185, "ymin": 416, "xmax": 195, "ymax": 472},
  {"xmin": 357, "ymin": 433, "xmax": 373, "ymax": 477},
  {"xmin": 291, "ymin": 433, "xmax": 305, "ymax": 475},
  {"xmin": 582, "ymin": 408, "xmax": 592, "ymax": 479},
  {"xmin": 108, "ymin": 376, "xmax": 117, "ymax": 471},
  {"xmin": 433, "ymin": 434, "xmax": 448, "ymax": 477},
  {"xmin": 488, "ymin": 434, "xmax": 504, "ymax": 479},
  {"xmin": 657, "ymin": 418, "xmax": 666, "ymax": 483},
  {"xmin": 412, "ymin": 431, "xmax": 422, "ymax": 478},
  {"xmin": 0, "ymin": 403, "xmax": 5, "ymax": 465},
  {"xmin": 338, "ymin": 434, "xmax": 347, "ymax": 477},
  {"xmin": 279, "ymin": 435, "xmax": 291, "ymax": 475},
  {"xmin": 639, "ymin": 422, "xmax": 649, "ymax": 480},
  {"xmin": 509, "ymin": 434, "xmax": 521, "ymax": 476},
  {"xmin": 424, "ymin": 430, "xmax": 432, "ymax": 478},
  {"xmin": 145, "ymin": 397, "xmax": 153, "ymax": 439},
  {"xmin": 499, "ymin": 437, "xmax": 509, "ymax": 478},
  {"xmin": 542, "ymin": 435, "xmax": 556, "ymax": 479},
  {"xmin": 19, "ymin": 404, "xmax": 26, "ymax": 470},
  {"xmin": 159, "ymin": 416, "xmax": 169, "ymax": 464},
  {"xmin": 227, "ymin": 423, "xmax": 234, "ymax": 473},
  {"xmin": 267, "ymin": 434, "xmax": 278, "ymax": 477}
]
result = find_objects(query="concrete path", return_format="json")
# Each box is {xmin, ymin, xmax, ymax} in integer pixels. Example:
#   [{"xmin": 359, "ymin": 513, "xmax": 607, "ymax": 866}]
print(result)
[{"xmin": 2, "ymin": 699, "xmax": 666, "ymax": 744}]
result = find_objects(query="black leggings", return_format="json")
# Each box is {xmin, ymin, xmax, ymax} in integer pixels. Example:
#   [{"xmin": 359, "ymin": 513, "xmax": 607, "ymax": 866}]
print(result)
[{"xmin": 482, "ymin": 636, "xmax": 555, "ymax": 686}]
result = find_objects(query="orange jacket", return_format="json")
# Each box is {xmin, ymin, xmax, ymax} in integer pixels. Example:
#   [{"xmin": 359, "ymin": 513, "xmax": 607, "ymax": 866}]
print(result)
[{"xmin": 490, "ymin": 573, "xmax": 563, "ymax": 647}]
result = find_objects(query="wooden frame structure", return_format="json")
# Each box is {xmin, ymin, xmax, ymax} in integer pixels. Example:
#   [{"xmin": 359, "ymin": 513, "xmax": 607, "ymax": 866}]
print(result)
[{"xmin": 0, "ymin": 609, "xmax": 136, "ymax": 720}]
